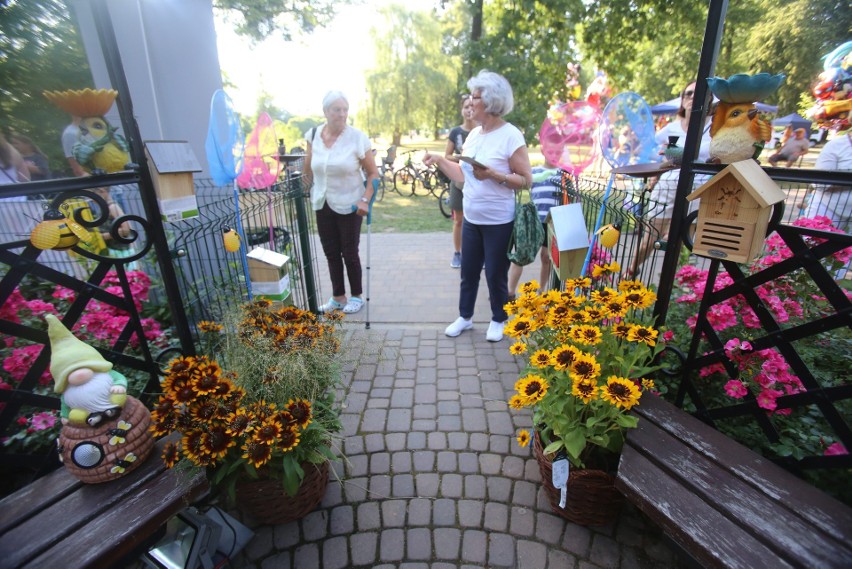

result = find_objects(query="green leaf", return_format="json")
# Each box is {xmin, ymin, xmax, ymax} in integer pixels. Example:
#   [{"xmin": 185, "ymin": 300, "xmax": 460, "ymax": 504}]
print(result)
[
  {"xmin": 564, "ymin": 429, "xmax": 587, "ymax": 460},
  {"xmin": 616, "ymin": 414, "xmax": 639, "ymax": 429},
  {"xmin": 543, "ymin": 440, "xmax": 564, "ymax": 456}
]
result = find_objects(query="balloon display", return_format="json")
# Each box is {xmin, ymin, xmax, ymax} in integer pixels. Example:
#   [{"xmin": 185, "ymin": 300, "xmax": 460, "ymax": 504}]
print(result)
[
  {"xmin": 539, "ymin": 101, "xmax": 601, "ymax": 177},
  {"xmin": 237, "ymin": 112, "xmax": 280, "ymax": 190},
  {"xmin": 599, "ymin": 92, "xmax": 661, "ymax": 168}
]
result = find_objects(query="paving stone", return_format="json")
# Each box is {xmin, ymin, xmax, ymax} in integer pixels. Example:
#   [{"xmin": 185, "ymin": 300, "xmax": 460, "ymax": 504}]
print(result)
[
  {"xmin": 245, "ymin": 525, "xmax": 274, "ymax": 560},
  {"xmin": 415, "ymin": 472, "xmax": 440, "ymax": 497},
  {"xmin": 344, "ymin": 435, "xmax": 364, "ymax": 456},
  {"xmin": 483, "ymin": 502, "xmax": 509, "ymax": 531},
  {"xmin": 344, "ymin": 392, "xmax": 368, "ymax": 414},
  {"xmin": 461, "ymin": 530, "xmax": 487, "ymax": 564},
  {"xmin": 487, "ymin": 476, "xmax": 513, "ymax": 502},
  {"xmin": 437, "ymin": 451, "xmax": 458, "ymax": 472},
  {"xmin": 457, "ymin": 499, "xmax": 484, "ymax": 528},
  {"xmin": 301, "ymin": 509, "xmax": 328, "ymax": 541},
  {"xmin": 321, "ymin": 480, "xmax": 344, "ymax": 508},
  {"xmin": 329, "ymin": 505, "xmax": 354, "ymax": 535},
  {"xmin": 348, "ymin": 454, "xmax": 368, "ymax": 477},
  {"xmin": 455, "ymin": 452, "xmax": 478, "ymax": 475},
  {"xmin": 293, "ymin": 543, "xmax": 319, "ymax": 568},
  {"xmin": 458, "ymin": 376, "xmax": 481, "ymax": 394},
  {"xmin": 350, "ymin": 532, "xmax": 378, "ymax": 566},
  {"xmin": 399, "ymin": 564, "xmax": 430, "ymax": 569},
  {"xmin": 388, "ymin": 408, "xmax": 412, "ymax": 431},
  {"xmin": 431, "ymin": 563, "xmax": 457, "ymax": 569},
  {"xmin": 441, "ymin": 473, "xmax": 464, "ymax": 497},
  {"xmin": 433, "ymin": 497, "xmax": 456, "ymax": 526},
  {"xmin": 407, "ymin": 527, "xmax": 433, "ymax": 560},
  {"xmin": 517, "ymin": 540, "xmax": 548, "ymax": 569},
  {"xmin": 322, "ymin": 536, "xmax": 349, "ymax": 569},
  {"xmin": 447, "ymin": 431, "xmax": 469, "ymax": 450},
  {"xmin": 370, "ymin": 452, "xmax": 391, "ymax": 474},
  {"xmin": 369, "ymin": 475, "xmax": 391, "ymax": 500},
  {"xmin": 428, "ymin": 431, "xmax": 448, "ymax": 450},
  {"xmin": 380, "ymin": 528, "xmax": 406, "ymax": 562},
  {"xmin": 273, "ymin": 520, "xmax": 301, "ymax": 549},
  {"xmin": 382, "ymin": 499, "xmax": 407, "ymax": 527},
  {"xmin": 469, "ymin": 433, "xmax": 490, "ymax": 451},
  {"xmin": 408, "ymin": 497, "xmax": 432, "ymax": 525},
  {"xmin": 479, "ymin": 453, "xmax": 503, "ymax": 475},
  {"xmin": 502, "ymin": 455, "xmax": 526, "ymax": 478},
  {"xmin": 562, "ymin": 523, "xmax": 592, "ymax": 557},
  {"xmin": 339, "ymin": 413, "xmax": 360, "ymax": 436},
  {"xmin": 408, "ymin": 431, "xmax": 427, "ymax": 450},
  {"xmin": 260, "ymin": 552, "xmax": 290, "ymax": 569},
  {"xmin": 488, "ymin": 533, "xmax": 516, "ymax": 567},
  {"xmin": 412, "ymin": 419, "xmax": 437, "ymax": 431},
  {"xmin": 393, "ymin": 473, "xmax": 415, "ymax": 497},
  {"xmin": 386, "ymin": 432, "xmax": 408, "ymax": 451},
  {"xmin": 414, "ymin": 403, "xmax": 437, "ymax": 419},
  {"xmin": 433, "ymin": 528, "xmax": 462, "ymax": 560},
  {"xmin": 510, "ymin": 505, "xmax": 535, "ymax": 537},
  {"xmin": 535, "ymin": 512, "xmax": 566, "ymax": 545},
  {"xmin": 490, "ymin": 434, "xmax": 511, "ymax": 454},
  {"xmin": 391, "ymin": 387, "xmax": 414, "ymax": 407},
  {"xmin": 462, "ymin": 408, "xmax": 487, "ymax": 431},
  {"xmin": 365, "ymin": 433, "xmax": 386, "ymax": 453},
  {"xmin": 437, "ymin": 414, "xmax": 462, "ymax": 431},
  {"xmin": 415, "ymin": 383, "xmax": 437, "ymax": 403},
  {"xmin": 550, "ymin": 549, "xmax": 577, "ymax": 568},
  {"xmin": 464, "ymin": 474, "xmax": 487, "ymax": 499},
  {"xmin": 357, "ymin": 501, "xmax": 381, "ymax": 531},
  {"xmin": 412, "ymin": 450, "xmax": 436, "ymax": 471},
  {"xmin": 349, "ymin": 380, "xmax": 372, "ymax": 393},
  {"xmin": 392, "ymin": 451, "xmax": 413, "ymax": 473}
]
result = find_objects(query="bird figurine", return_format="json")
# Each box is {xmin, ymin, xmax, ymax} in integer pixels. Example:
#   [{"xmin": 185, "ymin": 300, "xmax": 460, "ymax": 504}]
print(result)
[
  {"xmin": 663, "ymin": 136, "xmax": 683, "ymax": 166},
  {"xmin": 223, "ymin": 225, "xmax": 241, "ymax": 252},
  {"xmin": 30, "ymin": 207, "xmax": 93, "ymax": 250},
  {"xmin": 708, "ymin": 102, "xmax": 772, "ymax": 164},
  {"xmin": 596, "ymin": 223, "xmax": 622, "ymax": 249},
  {"xmin": 43, "ymin": 88, "xmax": 131, "ymax": 174}
]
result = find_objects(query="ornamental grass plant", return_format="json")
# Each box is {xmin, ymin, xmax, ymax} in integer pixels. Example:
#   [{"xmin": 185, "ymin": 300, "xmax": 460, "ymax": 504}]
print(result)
[
  {"xmin": 150, "ymin": 299, "xmax": 343, "ymax": 498},
  {"xmin": 505, "ymin": 270, "xmax": 665, "ymax": 469}
]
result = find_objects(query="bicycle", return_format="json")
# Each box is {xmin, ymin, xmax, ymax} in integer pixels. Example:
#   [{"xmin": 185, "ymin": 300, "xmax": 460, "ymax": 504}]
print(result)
[
  {"xmin": 438, "ymin": 185, "xmax": 452, "ymax": 218},
  {"xmin": 374, "ymin": 145, "xmax": 396, "ymax": 202},
  {"xmin": 393, "ymin": 150, "xmax": 439, "ymax": 197}
]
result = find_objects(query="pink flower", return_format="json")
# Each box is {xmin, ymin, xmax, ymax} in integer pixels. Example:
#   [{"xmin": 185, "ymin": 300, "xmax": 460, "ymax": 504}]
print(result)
[
  {"xmin": 24, "ymin": 299, "xmax": 58, "ymax": 316},
  {"xmin": 707, "ymin": 304, "xmax": 737, "ymax": 331},
  {"xmin": 825, "ymin": 443, "xmax": 848, "ymax": 456},
  {"xmin": 662, "ymin": 330, "xmax": 674, "ymax": 342},
  {"xmin": 52, "ymin": 286, "xmax": 76, "ymax": 302},
  {"xmin": 756, "ymin": 388, "xmax": 784, "ymax": 411},
  {"xmin": 724, "ymin": 380, "xmax": 748, "ymax": 399},
  {"xmin": 30, "ymin": 412, "xmax": 57, "ymax": 431},
  {"xmin": 3, "ymin": 345, "xmax": 52, "ymax": 384}
]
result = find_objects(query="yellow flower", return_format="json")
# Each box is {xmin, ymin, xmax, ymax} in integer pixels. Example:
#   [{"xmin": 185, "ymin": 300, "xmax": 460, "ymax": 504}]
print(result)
[
  {"xmin": 618, "ymin": 279, "xmax": 645, "ymax": 292},
  {"xmin": 565, "ymin": 277, "xmax": 592, "ymax": 289},
  {"xmin": 520, "ymin": 280, "xmax": 540, "ymax": 295},
  {"xmin": 603, "ymin": 299, "xmax": 628, "ymax": 319},
  {"xmin": 627, "ymin": 324, "xmax": 658, "ymax": 346},
  {"xmin": 529, "ymin": 349, "xmax": 552, "ymax": 369},
  {"xmin": 287, "ymin": 399, "xmax": 313, "ymax": 430},
  {"xmin": 569, "ymin": 353, "xmax": 601, "ymax": 382},
  {"xmin": 641, "ymin": 378, "xmax": 656, "ymax": 390},
  {"xmin": 571, "ymin": 324, "xmax": 603, "ymax": 346},
  {"xmin": 517, "ymin": 429, "xmax": 531, "ymax": 447},
  {"xmin": 600, "ymin": 376, "xmax": 642, "ymax": 410},
  {"xmin": 162, "ymin": 441, "xmax": 180, "ymax": 468},
  {"xmin": 566, "ymin": 309, "xmax": 587, "ymax": 325},
  {"xmin": 506, "ymin": 317, "xmax": 534, "ymax": 338},
  {"xmin": 551, "ymin": 344, "xmax": 581, "ymax": 371},
  {"xmin": 198, "ymin": 320, "xmax": 224, "ymax": 333},
  {"xmin": 572, "ymin": 378, "xmax": 598, "ymax": 403},
  {"xmin": 581, "ymin": 306, "xmax": 606, "ymax": 323},
  {"xmin": 590, "ymin": 287, "xmax": 618, "ymax": 304},
  {"xmin": 591, "ymin": 264, "xmax": 608, "ymax": 278},
  {"xmin": 242, "ymin": 439, "xmax": 273, "ymax": 468},
  {"xmin": 277, "ymin": 426, "xmax": 300, "ymax": 453},
  {"xmin": 516, "ymin": 374, "xmax": 549, "ymax": 404},
  {"xmin": 508, "ymin": 394, "xmax": 528, "ymax": 409},
  {"xmin": 509, "ymin": 341, "xmax": 527, "ymax": 355},
  {"xmin": 611, "ymin": 322, "xmax": 633, "ymax": 340}
]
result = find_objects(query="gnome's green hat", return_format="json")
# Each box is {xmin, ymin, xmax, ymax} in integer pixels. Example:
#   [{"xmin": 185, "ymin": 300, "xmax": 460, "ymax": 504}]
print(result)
[{"xmin": 46, "ymin": 314, "xmax": 112, "ymax": 393}]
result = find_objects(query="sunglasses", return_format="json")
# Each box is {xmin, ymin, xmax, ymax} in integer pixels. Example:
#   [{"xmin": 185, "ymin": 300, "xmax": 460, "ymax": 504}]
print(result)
[{"xmin": 683, "ymin": 90, "xmax": 695, "ymax": 98}]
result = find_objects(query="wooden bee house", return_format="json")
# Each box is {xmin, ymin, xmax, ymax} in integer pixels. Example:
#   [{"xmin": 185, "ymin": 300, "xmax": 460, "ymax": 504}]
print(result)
[
  {"xmin": 546, "ymin": 204, "xmax": 590, "ymax": 281},
  {"xmin": 686, "ymin": 159, "xmax": 786, "ymax": 264},
  {"xmin": 144, "ymin": 141, "xmax": 201, "ymax": 222},
  {"xmin": 247, "ymin": 246, "xmax": 292, "ymax": 304}
]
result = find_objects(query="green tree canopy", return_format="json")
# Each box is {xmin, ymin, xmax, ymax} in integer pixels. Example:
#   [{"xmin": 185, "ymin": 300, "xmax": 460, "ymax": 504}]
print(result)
[{"xmin": 213, "ymin": 0, "xmax": 350, "ymax": 42}]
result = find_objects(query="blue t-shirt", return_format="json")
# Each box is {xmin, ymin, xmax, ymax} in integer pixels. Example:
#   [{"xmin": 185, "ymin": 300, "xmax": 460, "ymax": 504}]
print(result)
[{"xmin": 530, "ymin": 167, "xmax": 561, "ymax": 222}]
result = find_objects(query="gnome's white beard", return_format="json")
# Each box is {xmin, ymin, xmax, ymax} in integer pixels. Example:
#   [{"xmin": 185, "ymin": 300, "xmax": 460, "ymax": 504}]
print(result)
[{"xmin": 63, "ymin": 372, "xmax": 116, "ymax": 413}]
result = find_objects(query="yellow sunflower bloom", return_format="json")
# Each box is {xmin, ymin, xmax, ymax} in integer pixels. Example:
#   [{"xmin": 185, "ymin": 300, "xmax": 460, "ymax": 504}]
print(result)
[
  {"xmin": 572, "ymin": 378, "xmax": 598, "ymax": 404},
  {"xmin": 520, "ymin": 280, "xmax": 540, "ymax": 295},
  {"xmin": 591, "ymin": 264, "xmax": 608, "ymax": 278},
  {"xmin": 516, "ymin": 374, "xmax": 549, "ymax": 404},
  {"xmin": 581, "ymin": 307, "xmax": 606, "ymax": 323},
  {"xmin": 611, "ymin": 322, "xmax": 633, "ymax": 340},
  {"xmin": 198, "ymin": 320, "xmax": 224, "ymax": 333},
  {"xmin": 600, "ymin": 376, "xmax": 642, "ymax": 410},
  {"xmin": 551, "ymin": 344, "xmax": 582, "ymax": 371},
  {"xmin": 569, "ymin": 353, "xmax": 601, "ymax": 382},
  {"xmin": 603, "ymin": 299, "xmax": 628, "ymax": 319},
  {"xmin": 571, "ymin": 324, "xmax": 603, "ymax": 346},
  {"xmin": 590, "ymin": 287, "xmax": 618, "ymax": 304},
  {"xmin": 509, "ymin": 341, "xmax": 528, "ymax": 355},
  {"xmin": 618, "ymin": 279, "xmax": 645, "ymax": 292},
  {"xmin": 529, "ymin": 349, "xmax": 552, "ymax": 369},
  {"xmin": 641, "ymin": 378, "xmax": 656, "ymax": 390},
  {"xmin": 506, "ymin": 317, "xmax": 534, "ymax": 338},
  {"xmin": 242, "ymin": 439, "xmax": 273, "ymax": 468},
  {"xmin": 627, "ymin": 325, "xmax": 658, "ymax": 346},
  {"xmin": 508, "ymin": 394, "xmax": 528, "ymax": 409},
  {"xmin": 565, "ymin": 277, "xmax": 592, "ymax": 289},
  {"xmin": 517, "ymin": 429, "xmax": 531, "ymax": 447}
]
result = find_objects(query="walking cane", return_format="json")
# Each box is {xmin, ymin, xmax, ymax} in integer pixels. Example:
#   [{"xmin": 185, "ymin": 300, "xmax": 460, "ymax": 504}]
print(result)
[{"xmin": 364, "ymin": 178, "xmax": 379, "ymax": 329}]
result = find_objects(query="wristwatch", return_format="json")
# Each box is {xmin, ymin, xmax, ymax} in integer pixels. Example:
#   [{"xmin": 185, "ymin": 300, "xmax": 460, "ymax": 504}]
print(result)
[{"xmin": 360, "ymin": 197, "xmax": 369, "ymax": 203}]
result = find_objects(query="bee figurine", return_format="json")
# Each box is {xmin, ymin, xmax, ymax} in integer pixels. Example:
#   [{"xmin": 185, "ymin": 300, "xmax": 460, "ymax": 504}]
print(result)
[
  {"xmin": 596, "ymin": 223, "xmax": 622, "ymax": 249},
  {"xmin": 30, "ymin": 208, "xmax": 92, "ymax": 250},
  {"xmin": 223, "ymin": 225, "xmax": 241, "ymax": 252}
]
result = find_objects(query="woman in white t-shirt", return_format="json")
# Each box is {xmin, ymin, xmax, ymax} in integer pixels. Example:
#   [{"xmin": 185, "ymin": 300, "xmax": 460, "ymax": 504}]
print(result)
[
  {"xmin": 304, "ymin": 91, "xmax": 379, "ymax": 314},
  {"xmin": 424, "ymin": 71, "xmax": 532, "ymax": 342}
]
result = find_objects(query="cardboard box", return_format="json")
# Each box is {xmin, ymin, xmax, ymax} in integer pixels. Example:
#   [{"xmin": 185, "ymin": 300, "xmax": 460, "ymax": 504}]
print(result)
[
  {"xmin": 246, "ymin": 247, "xmax": 292, "ymax": 303},
  {"xmin": 144, "ymin": 141, "xmax": 202, "ymax": 222},
  {"xmin": 546, "ymin": 204, "xmax": 590, "ymax": 281}
]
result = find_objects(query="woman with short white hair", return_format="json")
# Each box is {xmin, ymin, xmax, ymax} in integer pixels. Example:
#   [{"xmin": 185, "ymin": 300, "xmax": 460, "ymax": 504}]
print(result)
[
  {"xmin": 424, "ymin": 70, "xmax": 532, "ymax": 342},
  {"xmin": 304, "ymin": 91, "xmax": 379, "ymax": 314}
]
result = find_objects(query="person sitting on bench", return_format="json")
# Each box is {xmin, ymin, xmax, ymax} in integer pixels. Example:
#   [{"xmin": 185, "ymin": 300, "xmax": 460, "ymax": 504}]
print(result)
[{"xmin": 768, "ymin": 128, "xmax": 809, "ymax": 167}]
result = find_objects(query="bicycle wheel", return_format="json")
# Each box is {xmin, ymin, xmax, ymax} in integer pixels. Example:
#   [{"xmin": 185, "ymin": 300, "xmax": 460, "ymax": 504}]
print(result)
[
  {"xmin": 438, "ymin": 186, "xmax": 452, "ymax": 219},
  {"xmin": 394, "ymin": 167, "xmax": 415, "ymax": 195},
  {"xmin": 411, "ymin": 170, "xmax": 431, "ymax": 197},
  {"xmin": 421, "ymin": 170, "xmax": 439, "ymax": 197},
  {"xmin": 375, "ymin": 172, "xmax": 387, "ymax": 202}
]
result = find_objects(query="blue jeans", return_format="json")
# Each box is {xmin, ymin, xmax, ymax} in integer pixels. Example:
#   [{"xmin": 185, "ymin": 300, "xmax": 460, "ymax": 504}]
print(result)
[{"xmin": 459, "ymin": 219, "xmax": 513, "ymax": 322}]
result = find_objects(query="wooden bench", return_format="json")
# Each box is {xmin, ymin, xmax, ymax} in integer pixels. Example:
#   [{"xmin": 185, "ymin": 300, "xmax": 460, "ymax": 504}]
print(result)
[
  {"xmin": 0, "ymin": 433, "xmax": 207, "ymax": 568},
  {"xmin": 616, "ymin": 394, "xmax": 852, "ymax": 568}
]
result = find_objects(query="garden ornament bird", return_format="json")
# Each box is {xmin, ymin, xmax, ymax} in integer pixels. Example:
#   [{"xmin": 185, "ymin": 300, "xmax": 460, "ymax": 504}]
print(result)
[
  {"xmin": 595, "ymin": 223, "xmax": 621, "ymax": 249},
  {"xmin": 708, "ymin": 102, "xmax": 772, "ymax": 164},
  {"xmin": 223, "ymin": 225, "xmax": 241, "ymax": 252}
]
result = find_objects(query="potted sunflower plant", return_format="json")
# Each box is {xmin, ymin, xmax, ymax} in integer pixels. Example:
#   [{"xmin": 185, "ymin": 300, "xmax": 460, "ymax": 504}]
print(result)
[
  {"xmin": 505, "ymin": 269, "xmax": 664, "ymax": 526},
  {"xmin": 150, "ymin": 299, "xmax": 344, "ymax": 525}
]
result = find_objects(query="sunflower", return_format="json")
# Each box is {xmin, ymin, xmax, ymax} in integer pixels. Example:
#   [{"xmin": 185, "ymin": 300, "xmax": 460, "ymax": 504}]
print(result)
[
  {"xmin": 191, "ymin": 367, "xmax": 222, "ymax": 396},
  {"xmin": 591, "ymin": 264, "xmax": 609, "ymax": 278},
  {"xmin": 516, "ymin": 373, "xmax": 549, "ymax": 404},
  {"xmin": 571, "ymin": 378, "xmax": 598, "ymax": 404},
  {"xmin": 641, "ymin": 378, "xmax": 656, "ymax": 390},
  {"xmin": 581, "ymin": 306, "xmax": 606, "ymax": 323},
  {"xmin": 529, "ymin": 349, "xmax": 552, "ymax": 368},
  {"xmin": 508, "ymin": 394, "xmax": 528, "ymax": 410},
  {"xmin": 611, "ymin": 322, "xmax": 633, "ymax": 340},
  {"xmin": 590, "ymin": 287, "xmax": 618, "ymax": 304},
  {"xmin": 618, "ymin": 279, "xmax": 645, "ymax": 292},
  {"xmin": 569, "ymin": 353, "xmax": 601, "ymax": 382},
  {"xmin": 277, "ymin": 426, "xmax": 300, "ymax": 453},
  {"xmin": 600, "ymin": 376, "xmax": 642, "ymax": 410},
  {"xmin": 254, "ymin": 417, "xmax": 283, "ymax": 444},
  {"xmin": 566, "ymin": 309, "xmax": 587, "ymax": 325},
  {"xmin": 551, "ymin": 344, "xmax": 582, "ymax": 371},
  {"xmin": 162, "ymin": 441, "xmax": 181, "ymax": 468},
  {"xmin": 510, "ymin": 341, "xmax": 528, "ymax": 355},
  {"xmin": 627, "ymin": 325, "xmax": 658, "ymax": 346},
  {"xmin": 189, "ymin": 399, "xmax": 220, "ymax": 423},
  {"xmin": 517, "ymin": 429, "xmax": 531, "ymax": 447},
  {"xmin": 149, "ymin": 409, "xmax": 177, "ymax": 438},
  {"xmin": 198, "ymin": 320, "xmax": 223, "ymax": 333},
  {"xmin": 520, "ymin": 280, "xmax": 540, "ymax": 295},
  {"xmin": 571, "ymin": 324, "xmax": 603, "ymax": 346},
  {"xmin": 167, "ymin": 356, "xmax": 194, "ymax": 375},
  {"xmin": 242, "ymin": 439, "xmax": 273, "ymax": 468},
  {"xmin": 287, "ymin": 399, "xmax": 313, "ymax": 429},
  {"xmin": 564, "ymin": 277, "xmax": 592, "ymax": 289},
  {"xmin": 181, "ymin": 429, "xmax": 207, "ymax": 464},
  {"xmin": 225, "ymin": 408, "xmax": 254, "ymax": 436},
  {"xmin": 506, "ymin": 317, "xmax": 534, "ymax": 338},
  {"xmin": 603, "ymin": 299, "xmax": 628, "ymax": 319},
  {"xmin": 202, "ymin": 425, "xmax": 236, "ymax": 460}
]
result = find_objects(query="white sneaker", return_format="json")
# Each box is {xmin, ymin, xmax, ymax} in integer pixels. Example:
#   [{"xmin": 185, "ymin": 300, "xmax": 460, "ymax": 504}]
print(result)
[
  {"xmin": 445, "ymin": 317, "xmax": 473, "ymax": 337},
  {"xmin": 486, "ymin": 320, "xmax": 505, "ymax": 342}
]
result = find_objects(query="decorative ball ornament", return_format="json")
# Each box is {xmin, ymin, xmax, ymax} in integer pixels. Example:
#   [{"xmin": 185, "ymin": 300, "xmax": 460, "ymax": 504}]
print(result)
[{"xmin": 539, "ymin": 101, "xmax": 601, "ymax": 177}]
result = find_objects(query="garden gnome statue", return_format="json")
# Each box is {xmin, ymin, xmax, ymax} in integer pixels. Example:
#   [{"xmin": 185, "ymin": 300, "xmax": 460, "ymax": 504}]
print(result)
[{"xmin": 46, "ymin": 314, "xmax": 153, "ymax": 483}]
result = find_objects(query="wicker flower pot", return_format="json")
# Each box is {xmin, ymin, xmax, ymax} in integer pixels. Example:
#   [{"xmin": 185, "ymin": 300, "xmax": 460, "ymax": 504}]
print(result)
[
  {"xmin": 235, "ymin": 461, "xmax": 329, "ymax": 525},
  {"xmin": 58, "ymin": 395, "xmax": 154, "ymax": 484},
  {"xmin": 533, "ymin": 431, "xmax": 623, "ymax": 526}
]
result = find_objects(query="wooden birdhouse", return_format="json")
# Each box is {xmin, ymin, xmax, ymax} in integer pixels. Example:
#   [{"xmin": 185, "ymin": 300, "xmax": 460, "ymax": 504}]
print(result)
[
  {"xmin": 546, "ymin": 204, "xmax": 590, "ymax": 281},
  {"xmin": 144, "ymin": 141, "xmax": 201, "ymax": 222},
  {"xmin": 246, "ymin": 246, "xmax": 292, "ymax": 305},
  {"xmin": 686, "ymin": 159, "xmax": 786, "ymax": 264}
]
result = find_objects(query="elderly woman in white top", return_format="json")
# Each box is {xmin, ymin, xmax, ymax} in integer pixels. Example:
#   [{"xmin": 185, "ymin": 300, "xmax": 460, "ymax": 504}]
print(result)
[
  {"xmin": 424, "ymin": 70, "xmax": 532, "ymax": 342},
  {"xmin": 304, "ymin": 91, "xmax": 379, "ymax": 314}
]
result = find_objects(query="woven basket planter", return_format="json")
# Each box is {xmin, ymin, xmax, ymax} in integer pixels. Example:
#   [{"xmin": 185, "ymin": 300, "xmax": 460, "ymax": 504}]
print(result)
[
  {"xmin": 58, "ymin": 395, "xmax": 154, "ymax": 484},
  {"xmin": 533, "ymin": 431, "xmax": 623, "ymax": 526},
  {"xmin": 235, "ymin": 461, "xmax": 329, "ymax": 525}
]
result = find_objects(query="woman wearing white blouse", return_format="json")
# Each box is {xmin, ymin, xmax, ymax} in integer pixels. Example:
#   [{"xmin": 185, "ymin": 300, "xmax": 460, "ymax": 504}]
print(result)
[{"xmin": 304, "ymin": 91, "xmax": 379, "ymax": 314}]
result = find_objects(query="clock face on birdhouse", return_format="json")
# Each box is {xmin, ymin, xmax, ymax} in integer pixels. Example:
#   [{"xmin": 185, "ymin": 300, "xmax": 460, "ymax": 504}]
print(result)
[{"xmin": 712, "ymin": 182, "xmax": 744, "ymax": 218}]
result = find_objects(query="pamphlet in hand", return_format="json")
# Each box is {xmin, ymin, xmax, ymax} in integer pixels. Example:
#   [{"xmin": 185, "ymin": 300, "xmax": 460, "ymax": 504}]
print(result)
[{"xmin": 458, "ymin": 156, "xmax": 487, "ymax": 169}]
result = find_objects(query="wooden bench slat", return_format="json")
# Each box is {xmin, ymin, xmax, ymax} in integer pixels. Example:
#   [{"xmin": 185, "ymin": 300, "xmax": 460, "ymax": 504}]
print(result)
[
  {"xmin": 635, "ymin": 394, "xmax": 852, "ymax": 541},
  {"xmin": 627, "ymin": 415, "xmax": 851, "ymax": 567},
  {"xmin": 0, "ymin": 466, "xmax": 82, "ymax": 535},
  {"xmin": 616, "ymin": 449, "xmax": 795, "ymax": 569}
]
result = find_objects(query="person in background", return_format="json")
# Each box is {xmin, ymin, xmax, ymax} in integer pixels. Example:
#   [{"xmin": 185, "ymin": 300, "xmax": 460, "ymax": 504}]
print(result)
[
  {"xmin": 445, "ymin": 95, "xmax": 477, "ymax": 268},
  {"xmin": 303, "ymin": 90, "xmax": 379, "ymax": 314},
  {"xmin": 424, "ymin": 70, "xmax": 532, "ymax": 342},
  {"xmin": 0, "ymin": 131, "xmax": 30, "ymax": 192},
  {"xmin": 61, "ymin": 116, "xmax": 87, "ymax": 177},
  {"xmin": 507, "ymin": 162, "xmax": 560, "ymax": 299},
  {"xmin": 93, "ymin": 187, "xmax": 133, "ymax": 257},
  {"xmin": 768, "ymin": 128, "xmax": 809, "ymax": 167},
  {"xmin": 627, "ymin": 81, "xmax": 712, "ymax": 279},
  {"xmin": 9, "ymin": 134, "xmax": 50, "ymax": 182}
]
